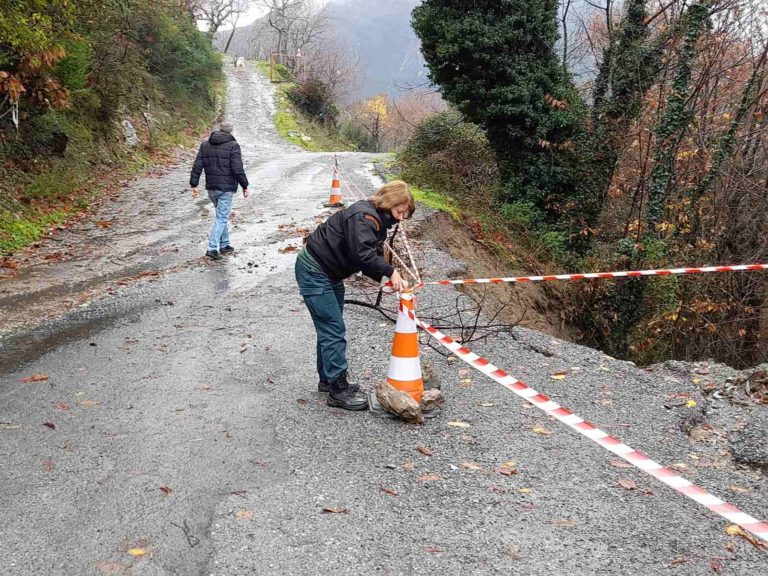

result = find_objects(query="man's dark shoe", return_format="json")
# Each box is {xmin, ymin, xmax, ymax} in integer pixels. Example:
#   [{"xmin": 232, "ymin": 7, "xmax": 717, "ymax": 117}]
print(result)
[
  {"xmin": 327, "ymin": 372, "xmax": 368, "ymax": 411},
  {"xmin": 205, "ymin": 250, "xmax": 222, "ymax": 260},
  {"xmin": 220, "ymin": 245, "xmax": 235, "ymax": 254},
  {"xmin": 318, "ymin": 377, "xmax": 359, "ymax": 394}
]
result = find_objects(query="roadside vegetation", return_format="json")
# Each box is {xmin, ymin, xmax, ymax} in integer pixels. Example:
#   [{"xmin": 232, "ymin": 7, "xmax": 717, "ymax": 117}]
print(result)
[
  {"xmin": 0, "ymin": 2, "xmax": 222, "ymax": 254},
  {"xmin": 402, "ymin": 0, "xmax": 767, "ymax": 369}
]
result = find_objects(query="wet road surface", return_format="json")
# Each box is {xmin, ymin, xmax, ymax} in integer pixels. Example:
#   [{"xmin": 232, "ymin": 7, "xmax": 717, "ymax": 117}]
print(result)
[{"xmin": 1, "ymin": 63, "xmax": 767, "ymax": 575}]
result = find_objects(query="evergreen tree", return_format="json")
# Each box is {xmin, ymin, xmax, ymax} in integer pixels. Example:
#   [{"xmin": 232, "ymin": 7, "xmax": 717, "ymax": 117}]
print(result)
[{"xmin": 412, "ymin": 0, "xmax": 583, "ymax": 225}]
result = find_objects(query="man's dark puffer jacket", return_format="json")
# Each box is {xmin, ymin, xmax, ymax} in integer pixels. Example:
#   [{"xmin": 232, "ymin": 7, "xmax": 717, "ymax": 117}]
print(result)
[
  {"xmin": 189, "ymin": 131, "xmax": 249, "ymax": 192},
  {"xmin": 306, "ymin": 200, "xmax": 396, "ymax": 282}
]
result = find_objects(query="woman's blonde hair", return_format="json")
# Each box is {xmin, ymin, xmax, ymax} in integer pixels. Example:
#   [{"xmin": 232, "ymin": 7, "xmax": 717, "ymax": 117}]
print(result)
[{"xmin": 369, "ymin": 180, "xmax": 415, "ymax": 218}]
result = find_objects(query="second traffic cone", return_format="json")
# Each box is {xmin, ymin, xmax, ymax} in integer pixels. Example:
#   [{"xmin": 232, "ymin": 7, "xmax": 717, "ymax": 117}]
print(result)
[
  {"xmin": 386, "ymin": 291, "xmax": 424, "ymax": 403},
  {"xmin": 324, "ymin": 166, "xmax": 343, "ymax": 207}
]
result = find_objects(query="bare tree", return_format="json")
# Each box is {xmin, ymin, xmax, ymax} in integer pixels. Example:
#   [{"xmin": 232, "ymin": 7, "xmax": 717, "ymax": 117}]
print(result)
[{"xmin": 191, "ymin": 0, "xmax": 252, "ymax": 39}]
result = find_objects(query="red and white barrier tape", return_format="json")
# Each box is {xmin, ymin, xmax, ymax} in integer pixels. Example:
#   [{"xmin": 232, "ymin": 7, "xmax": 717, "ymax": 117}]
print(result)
[
  {"xmin": 409, "ymin": 263, "xmax": 768, "ymax": 291},
  {"xmin": 408, "ymin": 308, "xmax": 768, "ymax": 543}
]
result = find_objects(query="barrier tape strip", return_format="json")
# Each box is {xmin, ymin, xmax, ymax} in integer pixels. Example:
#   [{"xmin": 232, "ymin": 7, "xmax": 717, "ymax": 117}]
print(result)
[
  {"xmin": 408, "ymin": 263, "xmax": 768, "ymax": 291},
  {"xmin": 407, "ymin": 307, "xmax": 768, "ymax": 543}
]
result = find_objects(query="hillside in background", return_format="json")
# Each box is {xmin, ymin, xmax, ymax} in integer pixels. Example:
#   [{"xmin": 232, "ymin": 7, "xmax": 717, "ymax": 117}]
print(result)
[{"xmin": 327, "ymin": 0, "xmax": 427, "ymax": 98}]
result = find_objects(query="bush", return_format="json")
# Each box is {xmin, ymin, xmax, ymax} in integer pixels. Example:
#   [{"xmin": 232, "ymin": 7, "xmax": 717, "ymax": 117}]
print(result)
[
  {"xmin": 287, "ymin": 78, "xmax": 338, "ymax": 125},
  {"xmin": 54, "ymin": 39, "xmax": 91, "ymax": 90},
  {"xmin": 397, "ymin": 110, "xmax": 497, "ymax": 197}
]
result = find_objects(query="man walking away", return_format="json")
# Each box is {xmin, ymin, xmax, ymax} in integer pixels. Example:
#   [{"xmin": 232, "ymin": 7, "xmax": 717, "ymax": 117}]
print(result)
[{"xmin": 190, "ymin": 122, "xmax": 249, "ymax": 260}]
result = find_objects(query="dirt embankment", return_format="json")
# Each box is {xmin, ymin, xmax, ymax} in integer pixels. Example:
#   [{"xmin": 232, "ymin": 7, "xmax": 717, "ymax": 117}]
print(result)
[{"xmin": 414, "ymin": 211, "xmax": 581, "ymax": 342}]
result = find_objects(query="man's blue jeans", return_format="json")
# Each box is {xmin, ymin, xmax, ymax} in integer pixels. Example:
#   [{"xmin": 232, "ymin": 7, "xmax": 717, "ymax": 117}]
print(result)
[
  {"xmin": 295, "ymin": 255, "xmax": 347, "ymax": 383},
  {"xmin": 208, "ymin": 189, "xmax": 233, "ymax": 251}
]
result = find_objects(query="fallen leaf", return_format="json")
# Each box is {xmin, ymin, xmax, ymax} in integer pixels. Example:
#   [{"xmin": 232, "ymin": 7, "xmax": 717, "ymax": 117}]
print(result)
[
  {"xmin": 609, "ymin": 459, "xmax": 631, "ymax": 468},
  {"xmin": 54, "ymin": 402, "xmax": 70, "ymax": 411},
  {"xmin": 460, "ymin": 378, "xmax": 473, "ymax": 387},
  {"xmin": 95, "ymin": 220, "xmax": 112, "ymax": 229},
  {"xmin": 670, "ymin": 557, "xmax": 690, "ymax": 565},
  {"xmin": 506, "ymin": 544, "xmax": 522, "ymax": 560},
  {"xmin": 461, "ymin": 462, "xmax": 481, "ymax": 470},
  {"xmin": 126, "ymin": 548, "xmax": 146, "ymax": 557},
  {"xmin": 710, "ymin": 558, "xmax": 724, "ymax": 573},
  {"xmin": 425, "ymin": 546, "xmax": 442, "ymax": 553},
  {"xmin": 278, "ymin": 245, "xmax": 298, "ymax": 254},
  {"xmin": 380, "ymin": 486, "xmax": 398, "ymax": 496},
  {"xmin": 21, "ymin": 374, "xmax": 49, "ymax": 383},
  {"xmin": 517, "ymin": 488, "xmax": 532, "ymax": 494},
  {"xmin": 77, "ymin": 400, "xmax": 100, "ymax": 407},
  {"xmin": 726, "ymin": 485, "xmax": 752, "ymax": 494},
  {"xmin": 159, "ymin": 486, "xmax": 173, "ymax": 496},
  {"xmin": 403, "ymin": 462, "xmax": 415, "ymax": 470},
  {"xmin": 0, "ymin": 423, "xmax": 21, "ymax": 430},
  {"xmin": 236, "ymin": 509, "xmax": 254, "ymax": 519},
  {"xmin": 686, "ymin": 399, "xmax": 697, "ymax": 408},
  {"xmin": 724, "ymin": 524, "xmax": 766, "ymax": 549},
  {"xmin": 549, "ymin": 518, "xmax": 576, "ymax": 528},
  {"xmin": 296, "ymin": 398, "xmax": 309, "ymax": 405},
  {"xmin": 618, "ymin": 478, "xmax": 637, "ymax": 490},
  {"xmin": 321, "ymin": 507, "xmax": 349, "ymax": 514},
  {"xmin": 43, "ymin": 422, "xmax": 56, "ymax": 430},
  {"xmin": 198, "ymin": 385, "xmax": 211, "ymax": 392},
  {"xmin": 416, "ymin": 474, "xmax": 441, "ymax": 482},
  {"xmin": 531, "ymin": 426, "xmax": 553, "ymax": 436},
  {"xmin": 495, "ymin": 465, "xmax": 518, "ymax": 476},
  {"xmin": 416, "ymin": 446, "xmax": 433, "ymax": 456},
  {"xmin": 478, "ymin": 402, "xmax": 496, "ymax": 407},
  {"xmin": 725, "ymin": 541, "xmax": 735, "ymax": 553},
  {"xmin": 550, "ymin": 371, "xmax": 567, "ymax": 380},
  {"xmin": 447, "ymin": 421, "xmax": 470, "ymax": 428}
]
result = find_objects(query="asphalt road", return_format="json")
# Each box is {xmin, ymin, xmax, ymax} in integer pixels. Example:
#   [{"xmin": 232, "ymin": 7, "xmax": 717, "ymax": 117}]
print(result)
[{"xmin": 1, "ymin": 62, "xmax": 766, "ymax": 576}]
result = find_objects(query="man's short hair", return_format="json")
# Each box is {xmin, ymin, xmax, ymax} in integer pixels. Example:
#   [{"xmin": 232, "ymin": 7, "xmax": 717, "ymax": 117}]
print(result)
[{"xmin": 220, "ymin": 122, "xmax": 234, "ymax": 134}]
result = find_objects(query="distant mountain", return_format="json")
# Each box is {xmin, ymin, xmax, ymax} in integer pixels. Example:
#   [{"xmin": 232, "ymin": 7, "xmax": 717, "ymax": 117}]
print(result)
[{"xmin": 327, "ymin": 0, "xmax": 428, "ymax": 98}]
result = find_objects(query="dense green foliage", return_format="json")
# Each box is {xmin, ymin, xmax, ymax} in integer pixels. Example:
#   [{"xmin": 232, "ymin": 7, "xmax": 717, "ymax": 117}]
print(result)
[
  {"xmin": 0, "ymin": 0, "xmax": 222, "ymax": 253},
  {"xmin": 412, "ymin": 0, "xmax": 584, "ymax": 227}
]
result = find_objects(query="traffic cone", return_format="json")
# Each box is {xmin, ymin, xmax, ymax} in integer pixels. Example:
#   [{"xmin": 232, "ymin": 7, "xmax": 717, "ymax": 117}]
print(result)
[
  {"xmin": 324, "ymin": 166, "xmax": 344, "ymax": 207},
  {"xmin": 386, "ymin": 291, "xmax": 424, "ymax": 403}
]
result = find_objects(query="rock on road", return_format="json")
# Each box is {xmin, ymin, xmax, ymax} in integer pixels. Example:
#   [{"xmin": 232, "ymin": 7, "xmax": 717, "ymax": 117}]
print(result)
[{"xmin": 1, "ymin": 63, "xmax": 766, "ymax": 575}]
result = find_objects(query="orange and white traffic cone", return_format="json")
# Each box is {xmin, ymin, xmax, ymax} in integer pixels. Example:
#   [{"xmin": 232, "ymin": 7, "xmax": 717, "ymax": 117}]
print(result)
[
  {"xmin": 324, "ymin": 165, "xmax": 344, "ymax": 207},
  {"xmin": 386, "ymin": 291, "xmax": 424, "ymax": 403}
]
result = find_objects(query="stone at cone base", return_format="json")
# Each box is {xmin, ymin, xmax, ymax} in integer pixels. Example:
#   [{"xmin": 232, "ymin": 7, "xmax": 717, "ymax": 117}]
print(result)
[
  {"xmin": 420, "ymin": 389, "xmax": 445, "ymax": 413},
  {"xmin": 421, "ymin": 359, "xmax": 440, "ymax": 390},
  {"xmin": 375, "ymin": 380, "xmax": 423, "ymax": 424}
]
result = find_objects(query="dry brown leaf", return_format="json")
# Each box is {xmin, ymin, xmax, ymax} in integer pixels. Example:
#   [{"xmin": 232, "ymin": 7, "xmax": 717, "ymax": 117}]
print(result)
[
  {"xmin": 670, "ymin": 557, "xmax": 690, "ymax": 565},
  {"xmin": 96, "ymin": 560, "xmax": 128, "ymax": 574},
  {"xmin": 724, "ymin": 541, "xmax": 735, "ymax": 553},
  {"xmin": 21, "ymin": 374, "xmax": 49, "ymax": 383},
  {"xmin": 549, "ymin": 518, "xmax": 576, "ymax": 528},
  {"xmin": 532, "ymin": 426, "xmax": 553, "ymax": 436},
  {"xmin": 506, "ymin": 544, "xmax": 522, "ymax": 560},
  {"xmin": 403, "ymin": 462, "xmax": 416, "ymax": 470},
  {"xmin": 710, "ymin": 558, "xmax": 724, "ymax": 573},
  {"xmin": 95, "ymin": 220, "xmax": 112, "ymax": 229},
  {"xmin": 159, "ymin": 486, "xmax": 173, "ymax": 496},
  {"xmin": 495, "ymin": 461, "xmax": 518, "ymax": 476},
  {"xmin": 54, "ymin": 402, "xmax": 70, "ymax": 411},
  {"xmin": 380, "ymin": 486, "xmax": 398, "ymax": 496},
  {"xmin": 236, "ymin": 509, "xmax": 254, "ymax": 519},
  {"xmin": 725, "ymin": 485, "xmax": 752, "ymax": 494},
  {"xmin": 447, "ymin": 420, "xmax": 470, "ymax": 428},
  {"xmin": 78, "ymin": 400, "xmax": 100, "ymax": 408},
  {"xmin": 43, "ymin": 422, "xmax": 56, "ymax": 430},
  {"xmin": 618, "ymin": 478, "xmax": 637, "ymax": 490},
  {"xmin": 609, "ymin": 459, "xmax": 631, "ymax": 468},
  {"xmin": 461, "ymin": 462, "xmax": 481, "ymax": 470},
  {"xmin": 724, "ymin": 524, "xmax": 766, "ymax": 549},
  {"xmin": 416, "ymin": 446, "xmax": 433, "ymax": 456},
  {"xmin": 550, "ymin": 372, "xmax": 567, "ymax": 380},
  {"xmin": 425, "ymin": 546, "xmax": 442, "ymax": 553},
  {"xmin": 416, "ymin": 474, "xmax": 441, "ymax": 482},
  {"xmin": 321, "ymin": 507, "xmax": 349, "ymax": 514}
]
